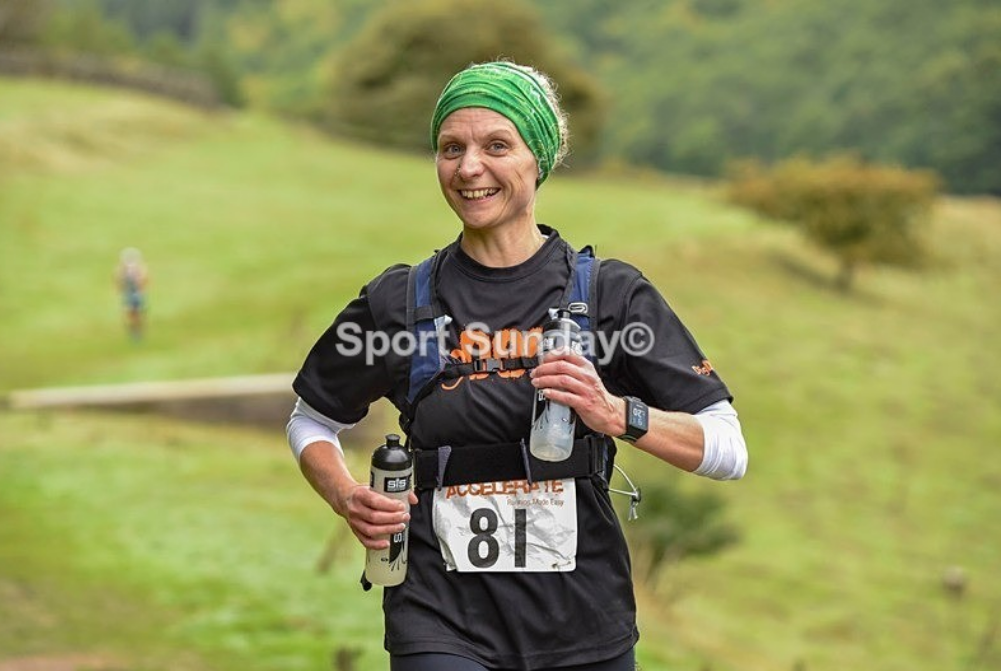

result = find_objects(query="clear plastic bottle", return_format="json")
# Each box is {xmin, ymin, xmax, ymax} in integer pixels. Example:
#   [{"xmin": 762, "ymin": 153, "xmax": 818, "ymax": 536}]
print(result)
[
  {"xmin": 529, "ymin": 309, "xmax": 581, "ymax": 462},
  {"xmin": 364, "ymin": 434, "xmax": 412, "ymax": 586}
]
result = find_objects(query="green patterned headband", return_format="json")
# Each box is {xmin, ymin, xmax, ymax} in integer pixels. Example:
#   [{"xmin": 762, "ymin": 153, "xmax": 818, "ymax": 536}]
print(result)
[{"xmin": 431, "ymin": 61, "xmax": 562, "ymax": 185}]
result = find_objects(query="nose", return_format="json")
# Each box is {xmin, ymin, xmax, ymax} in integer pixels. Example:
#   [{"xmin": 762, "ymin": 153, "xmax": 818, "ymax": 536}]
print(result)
[{"xmin": 456, "ymin": 148, "xmax": 484, "ymax": 181}]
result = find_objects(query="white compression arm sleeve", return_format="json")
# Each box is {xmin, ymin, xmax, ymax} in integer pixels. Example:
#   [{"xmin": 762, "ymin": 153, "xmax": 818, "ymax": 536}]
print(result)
[
  {"xmin": 286, "ymin": 397, "xmax": 355, "ymax": 463},
  {"xmin": 692, "ymin": 400, "xmax": 748, "ymax": 481}
]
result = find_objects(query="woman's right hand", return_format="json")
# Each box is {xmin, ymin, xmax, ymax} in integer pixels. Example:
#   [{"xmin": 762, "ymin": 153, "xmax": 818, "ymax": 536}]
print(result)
[{"xmin": 336, "ymin": 484, "xmax": 418, "ymax": 550}]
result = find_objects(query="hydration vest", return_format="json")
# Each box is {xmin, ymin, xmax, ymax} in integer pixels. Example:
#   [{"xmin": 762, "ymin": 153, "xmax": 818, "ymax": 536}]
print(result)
[{"xmin": 400, "ymin": 242, "xmax": 615, "ymax": 492}]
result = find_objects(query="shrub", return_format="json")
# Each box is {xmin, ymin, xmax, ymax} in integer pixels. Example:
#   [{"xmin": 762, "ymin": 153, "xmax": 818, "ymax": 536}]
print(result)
[
  {"xmin": 727, "ymin": 155, "xmax": 939, "ymax": 290},
  {"xmin": 625, "ymin": 482, "xmax": 740, "ymax": 587},
  {"xmin": 323, "ymin": 0, "xmax": 606, "ymax": 164}
]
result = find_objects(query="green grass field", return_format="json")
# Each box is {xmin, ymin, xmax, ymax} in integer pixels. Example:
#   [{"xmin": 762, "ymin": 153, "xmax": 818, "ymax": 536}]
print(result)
[{"xmin": 1, "ymin": 77, "xmax": 1000, "ymax": 671}]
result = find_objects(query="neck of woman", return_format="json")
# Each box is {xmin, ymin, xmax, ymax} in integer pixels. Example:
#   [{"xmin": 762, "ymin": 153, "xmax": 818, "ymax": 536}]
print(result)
[{"xmin": 459, "ymin": 218, "xmax": 547, "ymax": 268}]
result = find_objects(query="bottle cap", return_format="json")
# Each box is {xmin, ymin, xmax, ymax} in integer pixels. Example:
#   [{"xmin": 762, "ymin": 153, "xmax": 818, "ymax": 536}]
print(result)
[
  {"xmin": 372, "ymin": 433, "xmax": 411, "ymax": 470},
  {"xmin": 544, "ymin": 309, "xmax": 580, "ymax": 333}
]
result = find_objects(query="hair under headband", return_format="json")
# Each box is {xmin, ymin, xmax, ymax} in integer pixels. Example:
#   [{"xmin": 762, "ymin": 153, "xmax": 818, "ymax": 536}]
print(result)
[{"xmin": 431, "ymin": 61, "xmax": 562, "ymax": 185}]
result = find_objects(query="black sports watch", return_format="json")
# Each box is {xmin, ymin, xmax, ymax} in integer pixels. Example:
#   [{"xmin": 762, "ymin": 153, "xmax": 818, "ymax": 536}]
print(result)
[{"xmin": 618, "ymin": 396, "xmax": 649, "ymax": 443}]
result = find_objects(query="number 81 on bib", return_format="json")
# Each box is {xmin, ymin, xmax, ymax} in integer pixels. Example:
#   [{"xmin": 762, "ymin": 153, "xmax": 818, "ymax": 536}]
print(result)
[{"xmin": 432, "ymin": 478, "xmax": 577, "ymax": 573}]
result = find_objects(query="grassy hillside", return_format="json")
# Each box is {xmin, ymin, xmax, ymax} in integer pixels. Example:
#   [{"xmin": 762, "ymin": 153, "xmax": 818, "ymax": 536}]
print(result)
[{"xmin": 1, "ymin": 77, "xmax": 1000, "ymax": 671}]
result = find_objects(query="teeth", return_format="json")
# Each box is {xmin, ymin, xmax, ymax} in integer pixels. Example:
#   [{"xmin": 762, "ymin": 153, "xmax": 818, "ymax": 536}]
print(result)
[{"xmin": 460, "ymin": 188, "xmax": 499, "ymax": 200}]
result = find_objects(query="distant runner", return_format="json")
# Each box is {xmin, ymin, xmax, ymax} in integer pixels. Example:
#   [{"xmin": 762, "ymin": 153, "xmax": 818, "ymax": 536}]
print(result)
[{"xmin": 116, "ymin": 247, "xmax": 147, "ymax": 341}]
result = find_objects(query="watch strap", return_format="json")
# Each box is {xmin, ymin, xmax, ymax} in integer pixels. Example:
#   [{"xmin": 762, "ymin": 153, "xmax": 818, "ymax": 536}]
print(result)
[{"xmin": 618, "ymin": 396, "xmax": 649, "ymax": 443}]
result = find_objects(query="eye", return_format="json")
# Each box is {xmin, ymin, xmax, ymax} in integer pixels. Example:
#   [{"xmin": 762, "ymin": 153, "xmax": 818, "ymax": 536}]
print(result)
[
  {"xmin": 488, "ymin": 141, "xmax": 509, "ymax": 153},
  {"xmin": 440, "ymin": 143, "xmax": 462, "ymax": 158}
]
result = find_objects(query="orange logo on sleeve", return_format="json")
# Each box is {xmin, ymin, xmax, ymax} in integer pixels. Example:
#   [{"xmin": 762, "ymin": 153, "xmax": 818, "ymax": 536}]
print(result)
[{"xmin": 692, "ymin": 360, "xmax": 714, "ymax": 376}]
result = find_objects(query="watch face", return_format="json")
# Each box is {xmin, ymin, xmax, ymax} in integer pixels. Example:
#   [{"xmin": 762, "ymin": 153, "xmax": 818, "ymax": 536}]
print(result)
[{"xmin": 629, "ymin": 401, "xmax": 649, "ymax": 431}]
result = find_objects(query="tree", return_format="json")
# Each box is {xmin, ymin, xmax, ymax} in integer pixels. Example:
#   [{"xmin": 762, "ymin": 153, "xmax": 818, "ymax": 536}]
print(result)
[
  {"xmin": 727, "ymin": 155, "xmax": 940, "ymax": 291},
  {"xmin": 40, "ymin": 1, "xmax": 135, "ymax": 57},
  {"xmin": 196, "ymin": 41, "xmax": 245, "ymax": 107},
  {"xmin": 0, "ymin": 0, "xmax": 52, "ymax": 45},
  {"xmin": 324, "ymin": 0, "xmax": 605, "ymax": 164},
  {"xmin": 87, "ymin": 0, "xmax": 206, "ymax": 43},
  {"xmin": 144, "ymin": 30, "xmax": 189, "ymax": 69},
  {"xmin": 216, "ymin": 0, "xmax": 349, "ymax": 117}
]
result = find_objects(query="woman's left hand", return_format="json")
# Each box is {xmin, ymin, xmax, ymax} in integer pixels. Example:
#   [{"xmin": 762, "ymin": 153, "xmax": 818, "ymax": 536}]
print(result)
[{"xmin": 530, "ymin": 350, "xmax": 623, "ymax": 437}]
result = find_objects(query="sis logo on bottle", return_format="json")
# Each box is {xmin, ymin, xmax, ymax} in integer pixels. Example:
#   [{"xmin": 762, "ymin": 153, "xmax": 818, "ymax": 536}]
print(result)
[{"xmin": 385, "ymin": 475, "xmax": 411, "ymax": 493}]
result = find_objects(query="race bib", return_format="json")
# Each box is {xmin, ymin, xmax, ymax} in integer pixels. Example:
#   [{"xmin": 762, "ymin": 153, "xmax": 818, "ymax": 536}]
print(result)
[{"xmin": 432, "ymin": 479, "xmax": 577, "ymax": 572}]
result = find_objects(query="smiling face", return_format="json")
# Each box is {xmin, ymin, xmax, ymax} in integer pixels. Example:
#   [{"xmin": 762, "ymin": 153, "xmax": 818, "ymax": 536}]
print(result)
[{"xmin": 435, "ymin": 107, "xmax": 540, "ymax": 234}]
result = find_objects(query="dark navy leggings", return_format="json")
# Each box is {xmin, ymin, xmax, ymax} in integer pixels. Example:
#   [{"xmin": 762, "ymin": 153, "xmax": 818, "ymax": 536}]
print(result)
[{"xmin": 390, "ymin": 648, "xmax": 635, "ymax": 671}]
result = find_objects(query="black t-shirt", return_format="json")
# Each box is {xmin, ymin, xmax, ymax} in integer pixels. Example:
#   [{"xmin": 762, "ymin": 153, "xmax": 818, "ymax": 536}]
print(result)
[{"xmin": 293, "ymin": 227, "xmax": 731, "ymax": 669}]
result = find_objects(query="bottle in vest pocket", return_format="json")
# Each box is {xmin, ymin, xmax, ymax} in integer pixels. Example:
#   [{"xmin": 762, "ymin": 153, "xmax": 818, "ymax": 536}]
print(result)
[
  {"xmin": 530, "ymin": 309, "xmax": 582, "ymax": 462},
  {"xmin": 365, "ymin": 434, "xmax": 412, "ymax": 586}
]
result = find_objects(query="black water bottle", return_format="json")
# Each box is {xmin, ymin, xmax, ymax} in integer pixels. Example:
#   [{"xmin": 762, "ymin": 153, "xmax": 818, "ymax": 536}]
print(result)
[{"xmin": 364, "ymin": 434, "xmax": 412, "ymax": 586}]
